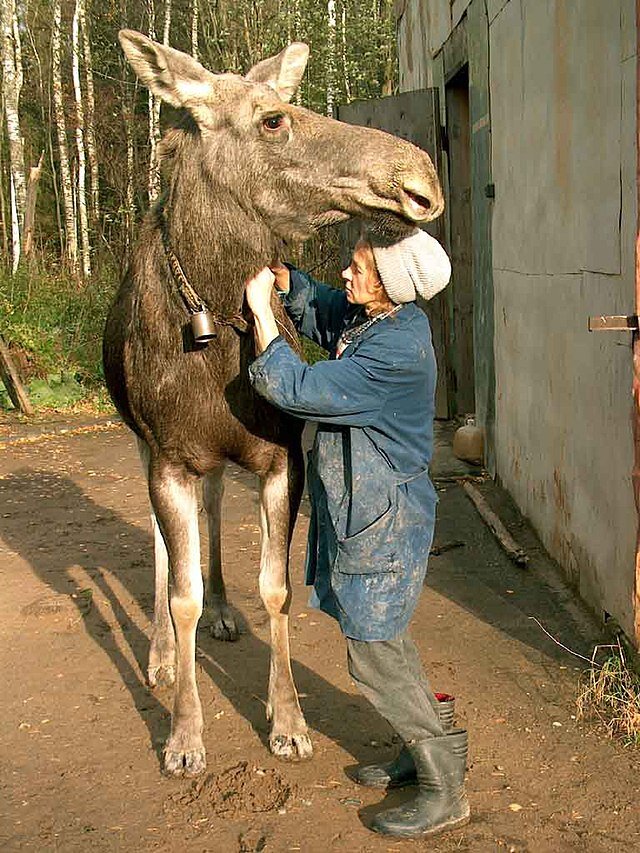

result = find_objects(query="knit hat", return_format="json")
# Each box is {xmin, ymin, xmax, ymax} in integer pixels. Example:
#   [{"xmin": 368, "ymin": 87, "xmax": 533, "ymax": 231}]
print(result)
[{"xmin": 369, "ymin": 228, "xmax": 451, "ymax": 304}]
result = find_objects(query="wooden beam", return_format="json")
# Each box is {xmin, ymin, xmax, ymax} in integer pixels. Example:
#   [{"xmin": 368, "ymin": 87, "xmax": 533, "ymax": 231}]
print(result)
[
  {"xmin": 23, "ymin": 151, "xmax": 45, "ymax": 258},
  {"xmin": 0, "ymin": 335, "xmax": 33, "ymax": 415},
  {"xmin": 462, "ymin": 481, "xmax": 529, "ymax": 567}
]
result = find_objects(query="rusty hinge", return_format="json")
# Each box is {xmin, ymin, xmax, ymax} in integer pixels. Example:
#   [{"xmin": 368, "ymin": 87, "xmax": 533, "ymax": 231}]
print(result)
[{"xmin": 588, "ymin": 315, "xmax": 640, "ymax": 332}]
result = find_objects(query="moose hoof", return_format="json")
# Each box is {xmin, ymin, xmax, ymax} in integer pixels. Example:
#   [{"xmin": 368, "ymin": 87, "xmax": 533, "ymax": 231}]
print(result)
[
  {"xmin": 163, "ymin": 746, "xmax": 207, "ymax": 777},
  {"xmin": 269, "ymin": 732, "xmax": 313, "ymax": 762},
  {"xmin": 147, "ymin": 664, "xmax": 176, "ymax": 689},
  {"xmin": 210, "ymin": 617, "xmax": 239, "ymax": 642},
  {"xmin": 207, "ymin": 606, "xmax": 239, "ymax": 642}
]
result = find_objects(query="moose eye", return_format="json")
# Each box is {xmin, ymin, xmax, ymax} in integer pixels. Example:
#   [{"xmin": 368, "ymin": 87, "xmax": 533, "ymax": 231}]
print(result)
[{"xmin": 262, "ymin": 114, "xmax": 285, "ymax": 131}]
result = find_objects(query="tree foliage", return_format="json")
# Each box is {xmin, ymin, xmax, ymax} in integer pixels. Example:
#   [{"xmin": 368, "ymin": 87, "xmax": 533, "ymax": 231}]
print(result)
[{"xmin": 2, "ymin": 0, "xmax": 397, "ymax": 271}]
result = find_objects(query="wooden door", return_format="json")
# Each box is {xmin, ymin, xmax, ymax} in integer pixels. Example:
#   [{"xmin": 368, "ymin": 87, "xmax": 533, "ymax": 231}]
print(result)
[{"xmin": 445, "ymin": 66, "xmax": 475, "ymax": 416}]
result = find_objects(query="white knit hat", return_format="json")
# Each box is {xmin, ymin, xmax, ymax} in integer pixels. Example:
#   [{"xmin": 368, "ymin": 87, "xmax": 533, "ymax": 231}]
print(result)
[{"xmin": 370, "ymin": 228, "xmax": 451, "ymax": 304}]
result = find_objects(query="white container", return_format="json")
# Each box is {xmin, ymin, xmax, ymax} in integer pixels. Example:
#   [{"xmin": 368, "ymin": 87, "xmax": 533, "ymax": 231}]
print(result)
[{"xmin": 453, "ymin": 417, "xmax": 484, "ymax": 465}]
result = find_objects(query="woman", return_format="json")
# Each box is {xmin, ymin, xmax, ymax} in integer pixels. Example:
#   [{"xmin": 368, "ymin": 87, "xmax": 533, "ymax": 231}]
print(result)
[{"xmin": 245, "ymin": 227, "xmax": 469, "ymax": 839}]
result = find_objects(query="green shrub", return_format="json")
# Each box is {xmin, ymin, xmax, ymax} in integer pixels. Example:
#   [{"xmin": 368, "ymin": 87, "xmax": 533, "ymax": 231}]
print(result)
[{"xmin": 0, "ymin": 258, "xmax": 118, "ymax": 410}]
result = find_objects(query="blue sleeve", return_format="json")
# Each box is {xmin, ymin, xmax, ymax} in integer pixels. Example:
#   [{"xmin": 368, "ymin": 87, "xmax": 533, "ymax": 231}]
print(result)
[
  {"xmin": 249, "ymin": 334, "xmax": 406, "ymax": 427},
  {"xmin": 280, "ymin": 266, "xmax": 350, "ymax": 351}
]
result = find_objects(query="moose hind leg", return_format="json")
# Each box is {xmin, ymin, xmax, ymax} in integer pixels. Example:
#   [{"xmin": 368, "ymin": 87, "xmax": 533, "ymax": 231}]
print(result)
[
  {"xmin": 202, "ymin": 466, "xmax": 238, "ymax": 641},
  {"xmin": 137, "ymin": 439, "xmax": 175, "ymax": 688},
  {"xmin": 149, "ymin": 463, "xmax": 206, "ymax": 777},
  {"xmin": 259, "ymin": 460, "xmax": 312, "ymax": 761}
]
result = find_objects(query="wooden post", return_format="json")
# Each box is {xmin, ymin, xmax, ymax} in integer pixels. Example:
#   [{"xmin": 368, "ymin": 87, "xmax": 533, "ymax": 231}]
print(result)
[{"xmin": 0, "ymin": 335, "xmax": 33, "ymax": 415}]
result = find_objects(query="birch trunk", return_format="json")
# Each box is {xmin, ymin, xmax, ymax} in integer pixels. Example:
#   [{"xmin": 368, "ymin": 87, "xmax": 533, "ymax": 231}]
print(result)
[
  {"xmin": 9, "ymin": 174, "xmax": 19, "ymax": 272},
  {"xmin": 72, "ymin": 0, "xmax": 91, "ymax": 278},
  {"xmin": 293, "ymin": 0, "xmax": 302, "ymax": 105},
  {"xmin": 341, "ymin": 1, "xmax": 350, "ymax": 102},
  {"xmin": 120, "ymin": 0, "xmax": 136, "ymax": 259},
  {"xmin": 191, "ymin": 0, "xmax": 199, "ymax": 61},
  {"xmin": 146, "ymin": 0, "xmax": 161, "ymax": 203},
  {"xmin": 1, "ymin": 0, "xmax": 26, "ymax": 271},
  {"xmin": 52, "ymin": 0, "xmax": 78, "ymax": 272},
  {"xmin": 78, "ymin": 0, "xmax": 99, "ymax": 225},
  {"xmin": 121, "ymin": 72, "xmax": 136, "ymax": 259},
  {"xmin": 326, "ymin": 0, "xmax": 337, "ymax": 118},
  {"xmin": 0, "ymin": 123, "xmax": 8, "ymax": 263},
  {"xmin": 163, "ymin": 0, "xmax": 172, "ymax": 46}
]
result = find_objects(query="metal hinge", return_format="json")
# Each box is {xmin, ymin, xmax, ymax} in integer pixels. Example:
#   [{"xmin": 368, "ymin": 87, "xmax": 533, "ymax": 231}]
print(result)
[{"xmin": 588, "ymin": 315, "xmax": 639, "ymax": 332}]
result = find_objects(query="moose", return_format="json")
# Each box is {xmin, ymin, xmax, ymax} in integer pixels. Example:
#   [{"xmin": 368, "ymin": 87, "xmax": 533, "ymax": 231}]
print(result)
[{"xmin": 103, "ymin": 30, "xmax": 444, "ymax": 777}]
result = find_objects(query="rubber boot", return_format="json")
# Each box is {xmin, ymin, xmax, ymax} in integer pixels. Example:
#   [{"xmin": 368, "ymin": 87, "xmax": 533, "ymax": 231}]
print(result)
[
  {"xmin": 352, "ymin": 694, "xmax": 455, "ymax": 789},
  {"xmin": 370, "ymin": 729, "xmax": 470, "ymax": 838}
]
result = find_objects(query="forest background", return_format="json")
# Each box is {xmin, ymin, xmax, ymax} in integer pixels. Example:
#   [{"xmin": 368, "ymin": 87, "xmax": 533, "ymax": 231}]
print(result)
[{"xmin": 0, "ymin": 0, "xmax": 397, "ymax": 410}]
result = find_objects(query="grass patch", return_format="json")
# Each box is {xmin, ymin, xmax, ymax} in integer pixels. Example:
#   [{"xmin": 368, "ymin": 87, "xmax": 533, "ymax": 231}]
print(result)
[
  {"xmin": 576, "ymin": 641, "xmax": 640, "ymax": 746},
  {"xmin": 0, "ymin": 258, "xmax": 118, "ymax": 411}
]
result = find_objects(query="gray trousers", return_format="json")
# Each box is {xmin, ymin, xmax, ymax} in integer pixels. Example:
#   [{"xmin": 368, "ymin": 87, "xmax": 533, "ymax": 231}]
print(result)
[{"xmin": 346, "ymin": 632, "xmax": 445, "ymax": 743}]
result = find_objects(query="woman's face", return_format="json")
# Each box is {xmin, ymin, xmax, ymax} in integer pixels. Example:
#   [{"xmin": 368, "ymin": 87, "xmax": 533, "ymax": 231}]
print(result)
[{"xmin": 341, "ymin": 241, "xmax": 386, "ymax": 307}]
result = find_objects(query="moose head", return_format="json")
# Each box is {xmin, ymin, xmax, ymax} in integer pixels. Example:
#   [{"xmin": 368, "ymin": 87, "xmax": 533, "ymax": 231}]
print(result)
[{"xmin": 119, "ymin": 30, "xmax": 444, "ymax": 240}]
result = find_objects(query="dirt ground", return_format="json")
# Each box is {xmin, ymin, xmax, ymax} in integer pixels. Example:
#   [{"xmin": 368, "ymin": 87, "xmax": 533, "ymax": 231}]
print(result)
[{"xmin": 0, "ymin": 415, "xmax": 638, "ymax": 852}]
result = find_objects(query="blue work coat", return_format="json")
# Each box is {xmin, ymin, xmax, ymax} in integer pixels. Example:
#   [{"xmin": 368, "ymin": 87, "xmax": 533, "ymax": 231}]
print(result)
[{"xmin": 248, "ymin": 268, "xmax": 438, "ymax": 641}]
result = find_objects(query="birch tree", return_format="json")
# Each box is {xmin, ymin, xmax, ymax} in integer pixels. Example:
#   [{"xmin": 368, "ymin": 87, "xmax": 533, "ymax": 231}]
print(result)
[
  {"xmin": 1, "ymin": 0, "xmax": 26, "ymax": 271},
  {"xmin": 78, "ymin": 0, "xmax": 99, "ymax": 225},
  {"xmin": 326, "ymin": 0, "xmax": 337, "ymax": 117},
  {"xmin": 191, "ymin": 0, "xmax": 199, "ymax": 61},
  {"xmin": 341, "ymin": 1, "xmax": 351, "ymax": 102},
  {"xmin": 52, "ymin": 0, "xmax": 78, "ymax": 272},
  {"xmin": 146, "ymin": 0, "xmax": 161, "ymax": 203},
  {"xmin": 72, "ymin": 0, "xmax": 91, "ymax": 277}
]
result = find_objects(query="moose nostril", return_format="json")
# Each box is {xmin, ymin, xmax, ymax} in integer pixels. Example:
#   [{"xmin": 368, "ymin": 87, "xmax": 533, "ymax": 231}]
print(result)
[{"xmin": 405, "ymin": 189, "xmax": 433, "ymax": 215}]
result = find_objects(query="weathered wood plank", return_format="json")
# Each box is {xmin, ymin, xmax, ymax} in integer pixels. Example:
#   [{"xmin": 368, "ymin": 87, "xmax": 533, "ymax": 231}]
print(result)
[{"xmin": 0, "ymin": 336, "xmax": 34, "ymax": 415}]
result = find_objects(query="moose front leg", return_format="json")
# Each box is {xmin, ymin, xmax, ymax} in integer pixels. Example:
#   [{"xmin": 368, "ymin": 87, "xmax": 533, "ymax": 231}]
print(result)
[
  {"xmin": 149, "ymin": 464, "xmax": 206, "ymax": 777},
  {"xmin": 259, "ymin": 460, "xmax": 312, "ymax": 761}
]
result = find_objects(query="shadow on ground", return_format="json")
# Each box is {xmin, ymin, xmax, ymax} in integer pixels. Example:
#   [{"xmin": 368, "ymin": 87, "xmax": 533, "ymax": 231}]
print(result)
[
  {"xmin": 0, "ymin": 468, "xmax": 386, "ymax": 768},
  {"xmin": 427, "ymin": 480, "xmax": 599, "ymax": 665}
]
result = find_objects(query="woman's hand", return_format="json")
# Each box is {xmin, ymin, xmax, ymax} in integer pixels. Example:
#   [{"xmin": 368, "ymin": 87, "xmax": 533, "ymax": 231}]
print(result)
[
  {"xmin": 245, "ymin": 266, "xmax": 279, "ymax": 354},
  {"xmin": 245, "ymin": 266, "xmax": 276, "ymax": 319}
]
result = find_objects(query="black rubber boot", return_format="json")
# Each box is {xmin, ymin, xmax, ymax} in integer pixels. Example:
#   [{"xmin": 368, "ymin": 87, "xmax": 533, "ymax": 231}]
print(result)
[
  {"xmin": 370, "ymin": 729, "xmax": 470, "ymax": 838},
  {"xmin": 352, "ymin": 695, "xmax": 455, "ymax": 789}
]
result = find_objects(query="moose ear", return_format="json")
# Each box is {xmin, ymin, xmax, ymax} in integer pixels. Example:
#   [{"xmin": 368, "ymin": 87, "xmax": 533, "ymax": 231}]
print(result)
[
  {"xmin": 245, "ymin": 43, "xmax": 309, "ymax": 102},
  {"xmin": 118, "ymin": 29, "xmax": 216, "ymax": 109}
]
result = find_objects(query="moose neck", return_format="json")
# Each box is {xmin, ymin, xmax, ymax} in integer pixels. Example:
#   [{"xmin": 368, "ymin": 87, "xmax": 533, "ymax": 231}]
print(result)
[{"xmin": 161, "ymin": 153, "xmax": 278, "ymax": 309}]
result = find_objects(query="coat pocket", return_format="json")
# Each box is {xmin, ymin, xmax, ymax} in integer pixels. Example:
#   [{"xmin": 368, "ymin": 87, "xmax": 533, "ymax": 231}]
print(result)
[{"xmin": 334, "ymin": 489, "xmax": 398, "ymax": 575}]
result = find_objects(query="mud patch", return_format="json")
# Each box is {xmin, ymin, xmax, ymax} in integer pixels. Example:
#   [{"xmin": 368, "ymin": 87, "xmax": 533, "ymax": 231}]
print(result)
[
  {"xmin": 21, "ymin": 589, "xmax": 92, "ymax": 623},
  {"xmin": 166, "ymin": 761, "xmax": 294, "ymax": 821}
]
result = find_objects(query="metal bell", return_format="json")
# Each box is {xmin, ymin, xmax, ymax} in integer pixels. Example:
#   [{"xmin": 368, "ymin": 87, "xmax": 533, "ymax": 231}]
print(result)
[{"xmin": 190, "ymin": 309, "xmax": 216, "ymax": 343}]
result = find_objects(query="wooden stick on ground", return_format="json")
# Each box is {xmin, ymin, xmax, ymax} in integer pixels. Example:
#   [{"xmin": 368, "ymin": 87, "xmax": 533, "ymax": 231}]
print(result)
[
  {"xmin": 0, "ymin": 335, "xmax": 34, "ymax": 416},
  {"xmin": 462, "ymin": 480, "xmax": 529, "ymax": 567}
]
